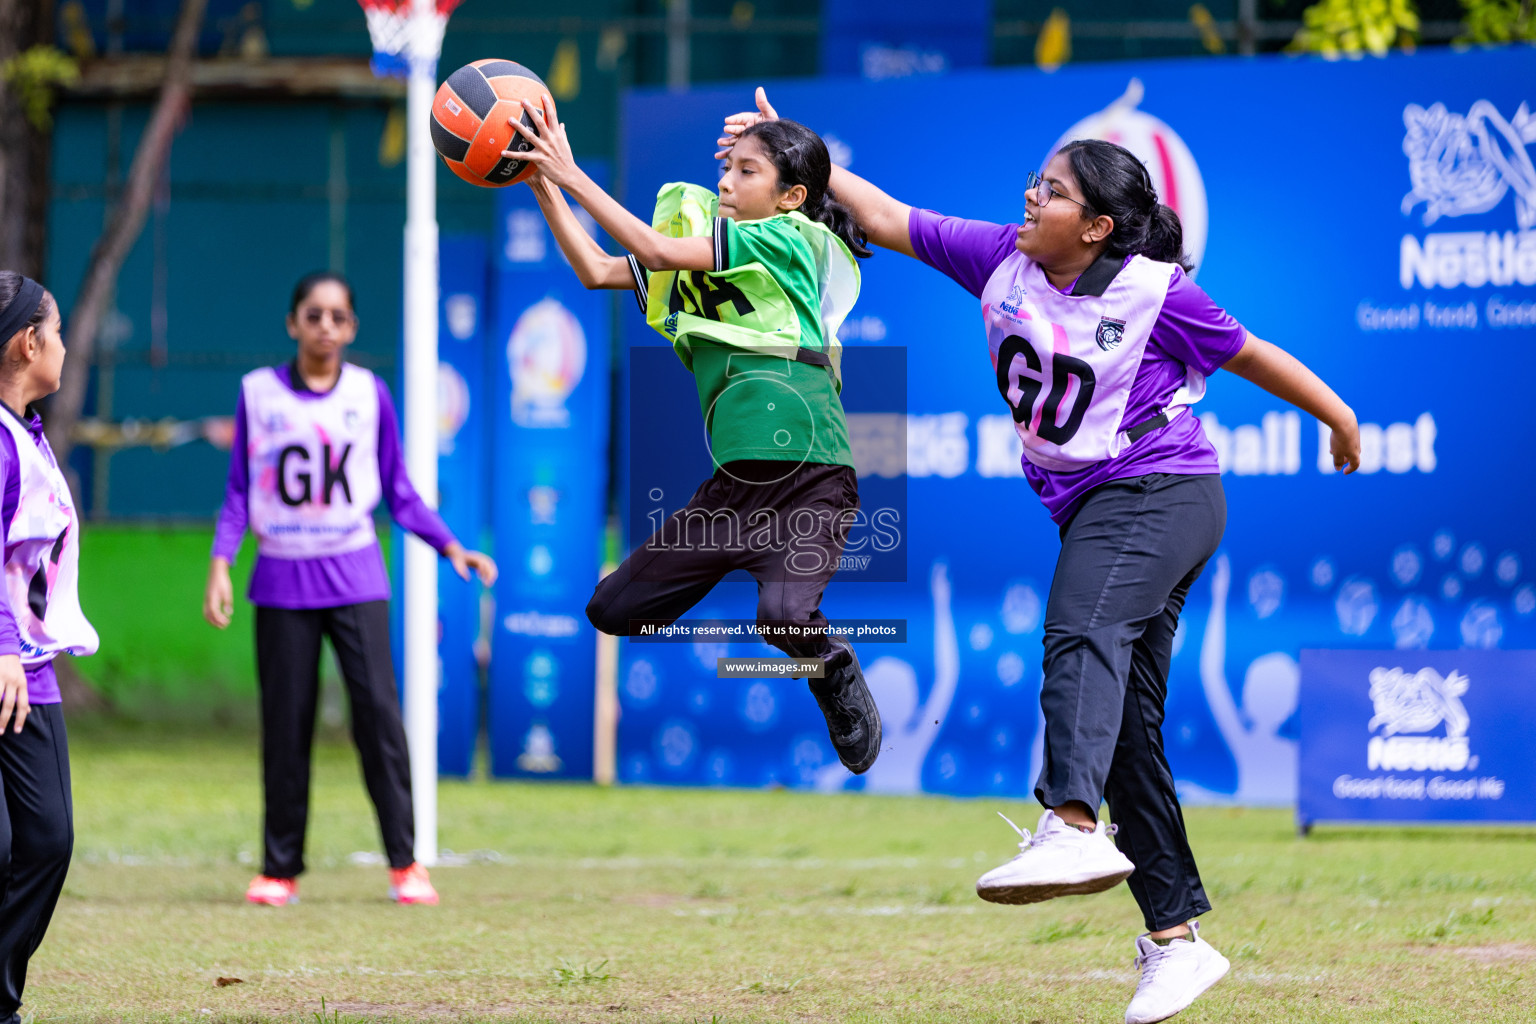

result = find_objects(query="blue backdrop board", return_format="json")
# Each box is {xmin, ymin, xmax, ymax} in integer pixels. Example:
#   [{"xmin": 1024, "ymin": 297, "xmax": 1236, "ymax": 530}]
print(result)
[
  {"xmin": 1298, "ymin": 650, "xmax": 1536, "ymax": 827},
  {"xmin": 435, "ymin": 236, "xmax": 491, "ymax": 776},
  {"xmin": 487, "ymin": 169, "xmax": 612, "ymax": 780},
  {"xmin": 618, "ymin": 48, "xmax": 1536, "ymax": 800},
  {"xmin": 390, "ymin": 235, "xmax": 490, "ymax": 777},
  {"xmin": 821, "ymin": 0, "xmax": 992, "ymax": 81}
]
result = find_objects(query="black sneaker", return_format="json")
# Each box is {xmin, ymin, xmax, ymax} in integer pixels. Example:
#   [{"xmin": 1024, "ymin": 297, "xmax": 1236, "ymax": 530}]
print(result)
[{"xmin": 807, "ymin": 644, "xmax": 882, "ymax": 774}]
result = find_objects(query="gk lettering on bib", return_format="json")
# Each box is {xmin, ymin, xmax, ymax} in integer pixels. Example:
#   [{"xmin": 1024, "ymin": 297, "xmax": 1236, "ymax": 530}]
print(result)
[
  {"xmin": 980, "ymin": 252, "xmax": 1203, "ymax": 472},
  {"xmin": 243, "ymin": 364, "xmax": 382, "ymax": 558},
  {"xmin": 0, "ymin": 414, "xmax": 98, "ymax": 667}
]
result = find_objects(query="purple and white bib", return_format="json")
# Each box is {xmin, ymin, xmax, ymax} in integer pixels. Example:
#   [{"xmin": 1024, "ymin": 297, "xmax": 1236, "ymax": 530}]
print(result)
[
  {"xmin": 0, "ymin": 413, "xmax": 98, "ymax": 667},
  {"xmin": 242, "ymin": 364, "xmax": 382, "ymax": 559},
  {"xmin": 980, "ymin": 252, "xmax": 1205, "ymax": 472}
]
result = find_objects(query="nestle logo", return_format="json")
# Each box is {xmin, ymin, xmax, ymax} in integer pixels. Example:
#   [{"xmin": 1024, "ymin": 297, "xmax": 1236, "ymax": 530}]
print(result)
[{"xmin": 663, "ymin": 312, "xmax": 679, "ymax": 336}]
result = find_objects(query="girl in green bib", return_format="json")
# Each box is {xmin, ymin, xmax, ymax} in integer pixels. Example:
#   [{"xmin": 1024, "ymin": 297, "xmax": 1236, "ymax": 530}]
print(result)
[{"xmin": 507, "ymin": 94, "xmax": 882, "ymax": 775}]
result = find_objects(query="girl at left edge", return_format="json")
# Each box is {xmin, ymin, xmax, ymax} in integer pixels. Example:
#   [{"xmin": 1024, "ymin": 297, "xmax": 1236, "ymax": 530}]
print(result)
[
  {"xmin": 203, "ymin": 271, "xmax": 496, "ymax": 907},
  {"xmin": 0, "ymin": 271, "xmax": 99, "ymax": 1024}
]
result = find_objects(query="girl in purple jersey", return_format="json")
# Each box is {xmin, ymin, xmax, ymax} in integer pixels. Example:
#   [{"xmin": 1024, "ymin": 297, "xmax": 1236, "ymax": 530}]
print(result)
[
  {"xmin": 203, "ymin": 272, "xmax": 496, "ymax": 908},
  {"xmin": 720, "ymin": 91, "xmax": 1362, "ymax": 1024},
  {"xmin": 0, "ymin": 272, "xmax": 98, "ymax": 1024}
]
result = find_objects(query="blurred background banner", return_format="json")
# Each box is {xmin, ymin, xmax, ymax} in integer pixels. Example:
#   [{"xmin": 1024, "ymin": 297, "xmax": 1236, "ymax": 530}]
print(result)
[
  {"xmin": 486, "ymin": 169, "xmax": 611, "ymax": 780},
  {"xmin": 821, "ymin": 0, "xmax": 992, "ymax": 80},
  {"xmin": 431, "ymin": 234, "xmax": 489, "ymax": 776},
  {"xmin": 389, "ymin": 233, "xmax": 487, "ymax": 777},
  {"xmin": 1299, "ymin": 650, "xmax": 1536, "ymax": 827},
  {"xmin": 616, "ymin": 45, "xmax": 1536, "ymax": 801}
]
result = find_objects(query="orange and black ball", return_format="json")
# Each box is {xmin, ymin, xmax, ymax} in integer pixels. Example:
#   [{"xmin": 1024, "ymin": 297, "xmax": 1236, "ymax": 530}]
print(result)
[{"xmin": 430, "ymin": 59, "xmax": 551, "ymax": 188}]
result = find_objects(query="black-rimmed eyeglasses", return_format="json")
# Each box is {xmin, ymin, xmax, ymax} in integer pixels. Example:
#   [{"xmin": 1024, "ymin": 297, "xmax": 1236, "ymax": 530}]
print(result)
[{"xmin": 1026, "ymin": 170, "xmax": 1093, "ymax": 213}]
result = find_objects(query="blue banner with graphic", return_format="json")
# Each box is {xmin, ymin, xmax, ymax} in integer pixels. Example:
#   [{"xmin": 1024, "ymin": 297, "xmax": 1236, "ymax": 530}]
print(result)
[
  {"xmin": 435, "ymin": 236, "xmax": 491, "ymax": 776},
  {"xmin": 1298, "ymin": 650, "xmax": 1536, "ymax": 826},
  {"xmin": 487, "ymin": 167, "xmax": 612, "ymax": 780},
  {"xmin": 617, "ymin": 47, "xmax": 1536, "ymax": 800},
  {"xmin": 821, "ymin": 0, "xmax": 991, "ymax": 81},
  {"xmin": 389, "ymin": 235, "xmax": 490, "ymax": 777}
]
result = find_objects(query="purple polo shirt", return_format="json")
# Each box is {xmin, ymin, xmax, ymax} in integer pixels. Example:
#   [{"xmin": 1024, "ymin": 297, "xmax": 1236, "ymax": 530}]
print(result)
[
  {"xmin": 908, "ymin": 208, "xmax": 1247, "ymax": 525},
  {"xmin": 212, "ymin": 364, "xmax": 457, "ymax": 609},
  {"xmin": 0, "ymin": 407, "xmax": 63, "ymax": 704}
]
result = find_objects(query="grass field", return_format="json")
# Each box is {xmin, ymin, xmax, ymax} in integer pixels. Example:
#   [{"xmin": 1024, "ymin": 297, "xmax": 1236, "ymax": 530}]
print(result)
[{"xmin": 23, "ymin": 721, "xmax": 1536, "ymax": 1023}]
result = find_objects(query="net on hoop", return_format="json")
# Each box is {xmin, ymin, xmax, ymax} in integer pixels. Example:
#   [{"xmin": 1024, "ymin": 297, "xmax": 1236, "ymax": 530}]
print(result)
[{"xmin": 357, "ymin": 0, "xmax": 463, "ymax": 77}]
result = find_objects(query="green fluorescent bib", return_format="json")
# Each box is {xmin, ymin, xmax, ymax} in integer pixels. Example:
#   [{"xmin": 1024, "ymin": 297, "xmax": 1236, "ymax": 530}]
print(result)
[{"xmin": 643, "ymin": 182, "xmax": 861, "ymax": 469}]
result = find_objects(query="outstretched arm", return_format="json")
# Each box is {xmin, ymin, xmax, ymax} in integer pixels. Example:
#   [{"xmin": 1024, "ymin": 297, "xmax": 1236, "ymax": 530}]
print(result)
[
  {"xmin": 508, "ymin": 95, "xmax": 716, "ymax": 273},
  {"xmin": 527, "ymin": 173, "xmax": 635, "ymax": 290},
  {"xmin": 1222, "ymin": 333, "xmax": 1362, "ymax": 473},
  {"xmin": 716, "ymin": 88, "xmax": 915, "ymax": 257}
]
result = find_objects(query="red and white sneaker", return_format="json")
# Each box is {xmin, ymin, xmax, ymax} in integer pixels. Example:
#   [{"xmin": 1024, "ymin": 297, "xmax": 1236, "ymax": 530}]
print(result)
[
  {"xmin": 245, "ymin": 875, "xmax": 298, "ymax": 906},
  {"xmin": 388, "ymin": 862, "xmax": 439, "ymax": 905}
]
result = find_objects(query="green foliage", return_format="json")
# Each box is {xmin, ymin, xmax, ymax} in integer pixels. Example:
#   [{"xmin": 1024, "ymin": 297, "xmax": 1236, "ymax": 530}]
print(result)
[
  {"xmin": 1457, "ymin": 0, "xmax": 1536, "ymax": 43},
  {"xmin": 0, "ymin": 45, "xmax": 80, "ymax": 130},
  {"xmin": 1288, "ymin": 0, "xmax": 1421, "ymax": 58}
]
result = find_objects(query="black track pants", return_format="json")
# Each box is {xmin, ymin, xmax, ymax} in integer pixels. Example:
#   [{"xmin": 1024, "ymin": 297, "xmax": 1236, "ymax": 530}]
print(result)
[
  {"xmin": 255, "ymin": 601, "xmax": 414, "ymax": 877},
  {"xmin": 588, "ymin": 461, "xmax": 859, "ymax": 662},
  {"xmin": 0, "ymin": 703, "xmax": 72, "ymax": 1022},
  {"xmin": 1035, "ymin": 473, "xmax": 1226, "ymax": 932}
]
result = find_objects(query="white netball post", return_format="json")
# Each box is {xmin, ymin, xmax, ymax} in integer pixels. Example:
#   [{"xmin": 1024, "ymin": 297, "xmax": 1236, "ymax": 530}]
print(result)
[{"xmin": 359, "ymin": 0, "xmax": 460, "ymax": 867}]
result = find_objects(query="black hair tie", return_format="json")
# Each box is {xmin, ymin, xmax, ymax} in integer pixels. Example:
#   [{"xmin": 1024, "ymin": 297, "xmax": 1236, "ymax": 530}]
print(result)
[{"xmin": 0, "ymin": 276, "xmax": 45, "ymax": 344}]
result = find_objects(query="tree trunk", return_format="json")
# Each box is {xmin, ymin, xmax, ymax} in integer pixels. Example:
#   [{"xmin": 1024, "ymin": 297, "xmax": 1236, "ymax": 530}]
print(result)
[
  {"xmin": 0, "ymin": 0, "xmax": 57, "ymax": 280},
  {"xmin": 44, "ymin": 0, "xmax": 210, "ymax": 467}
]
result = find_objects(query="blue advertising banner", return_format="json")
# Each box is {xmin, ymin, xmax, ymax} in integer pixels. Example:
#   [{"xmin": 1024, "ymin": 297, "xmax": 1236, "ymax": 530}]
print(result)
[
  {"xmin": 1298, "ymin": 650, "xmax": 1536, "ymax": 827},
  {"xmin": 821, "ymin": 0, "xmax": 991, "ymax": 81},
  {"xmin": 390, "ymin": 235, "xmax": 491, "ymax": 777},
  {"xmin": 618, "ymin": 47, "xmax": 1536, "ymax": 801},
  {"xmin": 435, "ymin": 236, "xmax": 491, "ymax": 777},
  {"xmin": 487, "ymin": 167, "xmax": 611, "ymax": 780}
]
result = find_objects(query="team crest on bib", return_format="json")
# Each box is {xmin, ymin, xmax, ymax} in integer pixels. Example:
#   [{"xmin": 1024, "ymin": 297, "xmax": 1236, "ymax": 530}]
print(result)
[
  {"xmin": 1095, "ymin": 316, "xmax": 1127, "ymax": 351},
  {"xmin": 344, "ymin": 409, "xmax": 359, "ymax": 430}
]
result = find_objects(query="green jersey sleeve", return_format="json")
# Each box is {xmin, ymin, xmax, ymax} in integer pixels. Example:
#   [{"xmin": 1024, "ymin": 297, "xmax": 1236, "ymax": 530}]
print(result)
[{"xmin": 717, "ymin": 217, "xmax": 803, "ymax": 276}]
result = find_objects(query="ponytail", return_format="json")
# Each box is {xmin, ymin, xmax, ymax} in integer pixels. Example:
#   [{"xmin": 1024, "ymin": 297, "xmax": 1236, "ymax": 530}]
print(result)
[
  {"xmin": 803, "ymin": 187, "xmax": 872, "ymax": 259},
  {"xmin": 740, "ymin": 119, "xmax": 873, "ymax": 260},
  {"xmin": 1141, "ymin": 204, "xmax": 1188, "ymax": 270},
  {"xmin": 1060, "ymin": 139, "xmax": 1194, "ymax": 272}
]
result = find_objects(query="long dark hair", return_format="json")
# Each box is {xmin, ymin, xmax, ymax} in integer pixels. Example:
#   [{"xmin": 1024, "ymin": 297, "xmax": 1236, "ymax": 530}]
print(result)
[
  {"xmin": 739, "ymin": 119, "xmax": 872, "ymax": 259},
  {"xmin": 0, "ymin": 271, "xmax": 55, "ymax": 341},
  {"xmin": 1058, "ymin": 139, "xmax": 1193, "ymax": 272},
  {"xmin": 289, "ymin": 270, "xmax": 356, "ymax": 315}
]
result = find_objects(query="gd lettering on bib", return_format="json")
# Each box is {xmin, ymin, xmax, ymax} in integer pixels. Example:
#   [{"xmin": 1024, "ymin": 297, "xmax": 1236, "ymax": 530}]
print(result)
[{"xmin": 980, "ymin": 252, "xmax": 1204, "ymax": 472}]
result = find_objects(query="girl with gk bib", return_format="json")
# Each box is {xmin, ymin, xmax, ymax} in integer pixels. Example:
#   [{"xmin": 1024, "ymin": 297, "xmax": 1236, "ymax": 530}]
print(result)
[
  {"xmin": 719, "ymin": 90, "xmax": 1362, "ymax": 1024},
  {"xmin": 0, "ymin": 272, "xmax": 98, "ymax": 1024},
  {"xmin": 506, "ymin": 94, "xmax": 883, "ymax": 778},
  {"xmin": 203, "ymin": 272, "xmax": 496, "ymax": 907}
]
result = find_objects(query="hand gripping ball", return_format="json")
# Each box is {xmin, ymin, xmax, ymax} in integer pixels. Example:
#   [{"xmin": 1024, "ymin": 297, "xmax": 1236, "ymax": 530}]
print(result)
[{"xmin": 430, "ymin": 59, "xmax": 551, "ymax": 188}]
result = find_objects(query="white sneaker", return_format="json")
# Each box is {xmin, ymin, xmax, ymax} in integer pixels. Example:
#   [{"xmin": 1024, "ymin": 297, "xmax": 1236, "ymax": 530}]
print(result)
[
  {"xmin": 975, "ymin": 809, "xmax": 1135, "ymax": 905},
  {"xmin": 1124, "ymin": 920, "xmax": 1230, "ymax": 1024}
]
